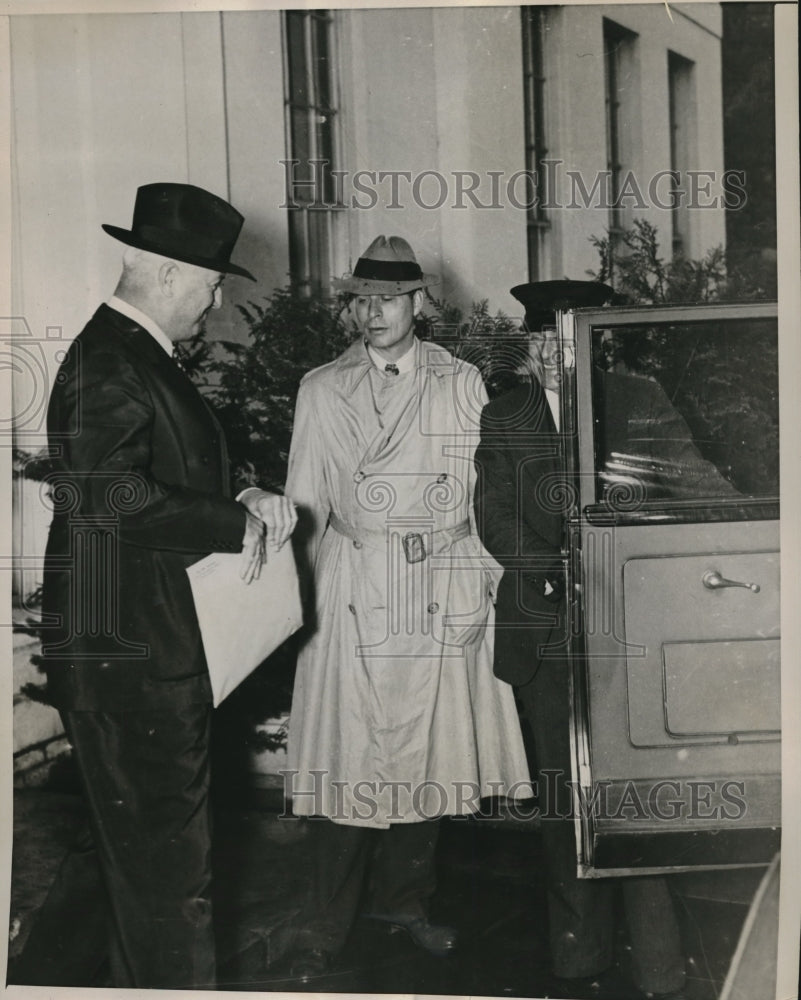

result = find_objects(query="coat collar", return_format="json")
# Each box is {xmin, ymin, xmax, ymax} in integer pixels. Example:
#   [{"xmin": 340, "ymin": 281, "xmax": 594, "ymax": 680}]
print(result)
[
  {"xmin": 107, "ymin": 295, "xmax": 174, "ymax": 356},
  {"xmin": 334, "ymin": 336, "xmax": 454, "ymax": 394},
  {"xmin": 93, "ymin": 304, "xmax": 221, "ymax": 425},
  {"xmin": 94, "ymin": 303, "xmax": 181, "ymax": 373}
]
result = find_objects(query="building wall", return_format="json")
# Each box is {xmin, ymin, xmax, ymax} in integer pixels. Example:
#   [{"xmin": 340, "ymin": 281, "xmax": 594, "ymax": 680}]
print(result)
[
  {"xmin": 543, "ymin": 3, "xmax": 725, "ymax": 279},
  {"xmin": 9, "ymin": 4, "xmax": 725, "ymax": 345},
  {"xmin": 334, "ymin": 3, "xmax": 724, "ymax": 312},
  {"xmin": 337, "ymin": 5, "xmax": 529, "ymax": 315},
  {"xmin": 9, "ymin": 11, "xmax": 289, "ymax": 358}
]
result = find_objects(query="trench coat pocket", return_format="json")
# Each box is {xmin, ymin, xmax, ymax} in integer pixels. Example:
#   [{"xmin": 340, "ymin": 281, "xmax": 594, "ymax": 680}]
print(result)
[{"xmin": 436, "ymin": 557, "xmax": 493, "ymax": 648}]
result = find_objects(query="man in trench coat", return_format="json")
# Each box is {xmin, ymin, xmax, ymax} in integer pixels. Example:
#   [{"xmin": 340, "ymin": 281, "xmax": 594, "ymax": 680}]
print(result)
[
  {"xmin": 283, "ymin": 235, "xmax": 532, "ymax": 980},
  {"xmin": 12, "ymin": 183, "xmax": 296, "ymax": 989}
]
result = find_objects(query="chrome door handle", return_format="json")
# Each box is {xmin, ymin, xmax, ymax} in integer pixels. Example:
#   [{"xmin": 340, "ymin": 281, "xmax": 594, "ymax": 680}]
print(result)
[{"xmin": 702, "ymin": 569, "xmax": 760, "ymax": 594}]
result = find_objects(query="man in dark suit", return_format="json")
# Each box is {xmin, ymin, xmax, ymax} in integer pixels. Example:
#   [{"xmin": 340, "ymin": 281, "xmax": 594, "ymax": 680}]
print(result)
[
  {"xmin": 474, "ymin": 281, "xmax": 687, "ymax": 1000},
  {"xmin": 13, "ymin": 183, "xmax": 296, "ymax": 989}
]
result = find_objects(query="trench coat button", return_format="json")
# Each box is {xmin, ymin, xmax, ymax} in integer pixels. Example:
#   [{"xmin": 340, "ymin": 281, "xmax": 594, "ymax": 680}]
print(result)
[
  {"xmin": 353, "ymin": 539, "xmax": 363, "ymax": 549},
  {"xmin": 436, "ymin": 473, "xmax": 447, "ymax": 484},
  {"xmin": 427, "ymin": 602, "xmax": 439, "ymax": 614},
  {"xmin": 353, "ymin": 471, "xmax": 366, "ymax": 483},
  {"xmin": 348, "ymin": 603, "xmax": 356, "ymax": 614}
]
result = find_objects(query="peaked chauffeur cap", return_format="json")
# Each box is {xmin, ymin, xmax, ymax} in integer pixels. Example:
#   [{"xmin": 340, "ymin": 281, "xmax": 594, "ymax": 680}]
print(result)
[
  {"xmin": 510, "ymin": 279, "xmax": 614, "ymax": 330},
  {"xmin": 103, "ymin": 182, "xmax": 256, "ymax": 280},
  {"xmin": 334, "ymin": 235, "xmax": 440, "ymax": 295}
]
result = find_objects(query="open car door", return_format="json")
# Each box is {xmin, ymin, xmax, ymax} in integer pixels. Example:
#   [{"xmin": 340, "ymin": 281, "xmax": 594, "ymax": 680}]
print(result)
[{"xmin": 559, "ymin": 302, "xmax": 780, "ymax": 876}]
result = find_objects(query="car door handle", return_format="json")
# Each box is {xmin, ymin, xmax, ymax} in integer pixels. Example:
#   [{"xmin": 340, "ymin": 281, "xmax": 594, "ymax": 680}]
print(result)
[{"xmin": 702, "ymin": 569, "xmax": 760, "ymax": 593}]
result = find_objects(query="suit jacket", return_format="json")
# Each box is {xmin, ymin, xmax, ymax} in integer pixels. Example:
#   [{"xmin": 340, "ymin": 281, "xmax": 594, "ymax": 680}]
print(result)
[
  {"xmin": 474, "ymin": 381, "xmax": 565, "ymax": 687},
  {"xmin": 42, "ymin": 304, "xmax": 246, "ymax": 711}
]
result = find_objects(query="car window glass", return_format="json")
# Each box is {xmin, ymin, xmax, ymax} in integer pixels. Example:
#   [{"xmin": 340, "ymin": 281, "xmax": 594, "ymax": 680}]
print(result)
[{"xmin": 591, "ymin": 318, "xmax": 779, "ymax": 504}]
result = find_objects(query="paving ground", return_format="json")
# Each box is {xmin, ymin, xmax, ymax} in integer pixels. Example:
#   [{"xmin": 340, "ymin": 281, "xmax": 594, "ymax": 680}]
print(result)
[{"xmin": 7, "ymin": 774, "xmax": 767, "ymax": 998}]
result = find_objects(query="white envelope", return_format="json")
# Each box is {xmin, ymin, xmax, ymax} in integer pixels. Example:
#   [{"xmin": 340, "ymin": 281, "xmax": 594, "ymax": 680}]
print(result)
[{"xmin": 186, "ymin": 543, "xmax": 303, "ymax": 707}]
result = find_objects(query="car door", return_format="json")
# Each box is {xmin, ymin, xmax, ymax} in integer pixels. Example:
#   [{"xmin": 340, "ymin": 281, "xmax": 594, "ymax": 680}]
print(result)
[{"xmin": 557, "ymin": 302, "xmax": 780, "ymax": 876}]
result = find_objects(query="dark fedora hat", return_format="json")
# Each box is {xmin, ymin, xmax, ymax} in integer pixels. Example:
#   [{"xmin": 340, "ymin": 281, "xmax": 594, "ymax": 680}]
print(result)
[
  {"xmin": 333, "ymin": 235, "xmax": 439, "ymax": 295},
  {"xmin": 510, "ymin": 279, "xmax": 614, "ymax": 328},
  {"xmin": 102, "ymin": 182, "xmax": 256, "ymax": 281}
]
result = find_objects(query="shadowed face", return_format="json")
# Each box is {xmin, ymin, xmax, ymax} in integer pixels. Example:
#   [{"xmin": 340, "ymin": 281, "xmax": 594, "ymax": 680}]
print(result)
[
  {"xmin": 352, "ymin": 290, "xmax": 423, "ymax": 361},
  {"xmin": 530, "ymin": 326, "xmax": 564, "ymax": 392},
  {"xmin": 168, "ymin": 264, "xmax": 225, "ymax": 341}
]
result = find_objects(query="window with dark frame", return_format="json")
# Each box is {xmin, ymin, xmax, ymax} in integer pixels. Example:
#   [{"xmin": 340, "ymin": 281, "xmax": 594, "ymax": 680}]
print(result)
[
  {"xmin": 283, "ymin": 9, "xmax": 341, "ymax": 295},
  {"xmin": 603, "ymin": 19, "xmax": 638, "ymax": 266},
  {"xmin": 521, "ymin": 5, "xmax": 551, "ymax": 282},
  {"xmin": 668, "ymin": 51, "xmax": 695, "ymax": 258}
]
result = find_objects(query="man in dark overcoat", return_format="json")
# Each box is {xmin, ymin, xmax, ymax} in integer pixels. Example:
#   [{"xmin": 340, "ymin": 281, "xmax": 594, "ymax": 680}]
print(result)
[
  {"xmin": 474, "ymin": 280, "xmax": 687, "ymax": 1000},
  {"xmin": 12, "ymin": 183, "xmax": 296, "ymax": 989}
]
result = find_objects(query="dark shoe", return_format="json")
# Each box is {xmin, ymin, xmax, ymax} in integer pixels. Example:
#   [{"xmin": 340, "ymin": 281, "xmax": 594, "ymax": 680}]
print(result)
[
  {"xmin": 368, "ymin": 913, "xmax": 457, "ymax": 956},
  {"xmin": 289, "ymin": 947, "xmax": 334, "ymax": 983}
]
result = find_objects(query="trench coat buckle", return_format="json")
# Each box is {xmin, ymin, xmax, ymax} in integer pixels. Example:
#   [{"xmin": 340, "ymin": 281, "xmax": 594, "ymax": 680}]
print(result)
[{"xmin": 402, "ymin": 532, "xmax": 427, "ymax": 564}]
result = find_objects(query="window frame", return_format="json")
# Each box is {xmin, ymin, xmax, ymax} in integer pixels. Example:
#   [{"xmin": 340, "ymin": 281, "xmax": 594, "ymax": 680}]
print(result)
[
  {"xmin": 667, "ymin": 50, "xmax": 696, "ymax": 258},
  {"xmin": 602, "ymin": 19, "xmax": 639, "ymax": 263},
  {"xmin": 521, "ymin": 5, "xmax": 552, "ymax": 281},
  {"xmin": 282, "ymin": 9, "xmax": 344, "ymax": 295}
]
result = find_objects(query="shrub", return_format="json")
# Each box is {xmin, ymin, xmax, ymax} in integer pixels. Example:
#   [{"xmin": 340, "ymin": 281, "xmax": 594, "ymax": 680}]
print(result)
[{"xmin": 589, "ymin": 218, "xmax": 777, "ymax": 304}]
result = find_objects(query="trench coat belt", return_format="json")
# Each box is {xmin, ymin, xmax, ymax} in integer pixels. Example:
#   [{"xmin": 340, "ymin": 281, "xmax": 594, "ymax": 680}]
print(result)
[{"xmin": 328, "ymin": 512, "xmax": 470, "ymax": 556}]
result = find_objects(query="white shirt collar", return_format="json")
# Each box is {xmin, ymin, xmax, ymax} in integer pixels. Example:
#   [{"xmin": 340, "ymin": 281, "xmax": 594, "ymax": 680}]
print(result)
[
  {"xmin": 108, "ymin": 295, "xmax": 174, "ymax": 357},
  {"xmin": 544, "ymin": 387, "xmax": 561, "ymax": 431},
  {"xmin": 366, "ymin": 338, "xmax": 417, "ymax": 375}
]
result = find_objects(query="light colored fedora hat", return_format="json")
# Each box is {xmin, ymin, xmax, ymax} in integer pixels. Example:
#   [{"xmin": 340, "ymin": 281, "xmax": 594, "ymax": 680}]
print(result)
[{"xmin": 333, "ymin": 235, "xmax": 440, "ymax": 295}]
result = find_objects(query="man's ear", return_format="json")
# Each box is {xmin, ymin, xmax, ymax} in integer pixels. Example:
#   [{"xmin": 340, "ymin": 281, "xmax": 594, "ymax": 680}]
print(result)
[
  {"xmin": 158, "ymin": 260, "xmax": 179, "ymax": 297},
  {"xmin": 412, "ymin": 289, "xmax": 425, "ymax": 317}
]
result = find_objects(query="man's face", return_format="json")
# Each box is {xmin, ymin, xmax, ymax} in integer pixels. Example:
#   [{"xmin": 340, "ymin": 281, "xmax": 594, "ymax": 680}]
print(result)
[
  {"xmin": 352, "ymin": 290, "xmax": 421, "ymax": 361},
  {"xmin": 168, "ymin": 264, "xmax": 224, "ymax": 341},
  {"xmin": 530, "ymin": 326, "xmax": 563, "ymax": 392}
]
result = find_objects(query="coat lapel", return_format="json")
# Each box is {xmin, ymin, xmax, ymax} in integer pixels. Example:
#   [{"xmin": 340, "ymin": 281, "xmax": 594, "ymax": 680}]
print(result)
[
  {"xmin": 100, "ymin": 305, "xmax": 230, "ymax": 485},
  {"xmin": 356, "ymin": 339, "xmax": 435, "ymax": 469}
]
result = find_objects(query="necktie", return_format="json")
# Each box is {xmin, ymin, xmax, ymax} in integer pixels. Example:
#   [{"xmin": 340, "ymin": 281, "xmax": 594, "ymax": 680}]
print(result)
[{"xmin": 385, "ymin": 363, "xmax": 399, "ymax": 376}]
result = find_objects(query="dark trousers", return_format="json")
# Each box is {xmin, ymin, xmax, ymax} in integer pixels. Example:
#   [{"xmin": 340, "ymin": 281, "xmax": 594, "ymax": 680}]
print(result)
[
  {"xmin": 517, "ymin": 662, "xmax": 686, "ymax": 995},
  {"xmin": 12, "ymin": 703, "xmax": 216, "ymax": 990},
  {"xmin": 295, "ymin": 819, "xmax": 440, "ymax": 955}
]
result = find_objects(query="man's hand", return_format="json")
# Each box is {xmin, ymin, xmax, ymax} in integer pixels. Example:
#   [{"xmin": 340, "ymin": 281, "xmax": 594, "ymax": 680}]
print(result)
[
  {"xmin": 240, "ymin": 511, "xmax": 266, "ymax": 584},
  {"xmin": 238, "ymin": 488, "xmax": 298, "ymax": 551}
]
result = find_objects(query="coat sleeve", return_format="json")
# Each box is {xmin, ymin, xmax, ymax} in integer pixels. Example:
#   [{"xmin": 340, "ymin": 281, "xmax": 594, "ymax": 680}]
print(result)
[
  {"xmin": 474, "ymin": 382, "xmax": 564, "ymax": 592},
  {"xmin": 285, "ymin": 377, "xmax": 332, "ymax": 597},
  {"xmin": 53, "ymin": 344, "xmax": 246, "ymax": 554},
  {"xmin": 459, "ymin": 366, "xmax": 504, "ymax": 593},
  {"xmin": 463, "ymin": 365, "xmax": 489, "ymax": 539}
]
